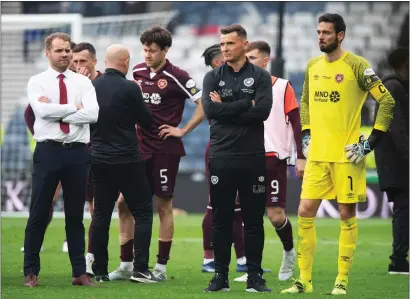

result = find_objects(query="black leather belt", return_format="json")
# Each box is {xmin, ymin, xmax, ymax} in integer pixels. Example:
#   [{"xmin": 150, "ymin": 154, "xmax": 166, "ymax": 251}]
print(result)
[{"xmin": 44, "ymin": 140, "xmax": 86, "ymax": 148}]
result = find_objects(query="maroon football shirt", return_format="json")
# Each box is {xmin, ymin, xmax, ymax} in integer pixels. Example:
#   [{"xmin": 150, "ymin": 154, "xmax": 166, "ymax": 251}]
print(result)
[{"xmin": 133, "ymin": 59, "xmax": 202, "ymax": 159}]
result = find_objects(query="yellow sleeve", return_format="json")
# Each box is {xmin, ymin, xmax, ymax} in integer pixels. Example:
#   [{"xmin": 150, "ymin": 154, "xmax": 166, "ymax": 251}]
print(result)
[
  {"xmin": 300, "ymin": 57, "xmax": 321, "ymax": 131},
  {"xmin": 349, "ymin": 54, "xmax": 395, "ymax": 132},
  {"xmin": 300, "ymin": 65, "xmax": 310, "ymax": 131}
]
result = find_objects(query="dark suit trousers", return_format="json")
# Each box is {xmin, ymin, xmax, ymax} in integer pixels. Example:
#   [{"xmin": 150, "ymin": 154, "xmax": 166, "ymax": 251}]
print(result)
[
  {"xmin": 91, "ymin": 161, "xmax": 153, "ymax": 275},
  {"xmin": 24, "ymin": 141, "xmax": 89, "ymax": 277},
  {"xmin": 386, "ymin": 188, "xmax": 409, "ymax": 262}
]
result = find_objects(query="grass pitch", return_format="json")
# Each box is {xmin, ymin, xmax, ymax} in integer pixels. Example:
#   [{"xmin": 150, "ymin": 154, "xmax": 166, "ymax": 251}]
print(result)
[{"xmin": 2, "ymin": 215, "xmax": 408, "ymax": 299}]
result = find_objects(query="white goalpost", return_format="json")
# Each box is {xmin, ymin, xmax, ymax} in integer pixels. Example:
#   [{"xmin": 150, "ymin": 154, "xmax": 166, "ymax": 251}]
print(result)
[{"xmin": 1, "ymin": 11, "xmax": 177, "ymax": 214}]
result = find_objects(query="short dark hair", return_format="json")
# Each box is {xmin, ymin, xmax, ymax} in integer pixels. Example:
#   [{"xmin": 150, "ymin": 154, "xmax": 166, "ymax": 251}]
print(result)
[
  {"xmin": 220, "ymin": 24, "xmax": 247, "ymax": 38},
  {"xmin": 140, "ymin": 25, "xmax": 172, "ymax": 50},
  {"xmin": 202, "ymin": 44, "xmax": 221, "ymax": 67},
  {"xmin": 246, "ymin": 41, "xmax": 271, "ymax": 56},
  {"xmin": 45, "ymin": 32, "xmax": 71, "ymax": 50},
  {"xmin": 72, "ymin": 42, "xmax": 96, "ymax": 58},
  {"xmin": 388, "ymin": 47, "xmax": 409, "ymax": 69},
  {"xmin": 318, "ymin": 13, "xmax": 346, "ymax": 35},
  {"xmin": 70, "ymin": 41, "xmax": 76, "ymax": 49}
]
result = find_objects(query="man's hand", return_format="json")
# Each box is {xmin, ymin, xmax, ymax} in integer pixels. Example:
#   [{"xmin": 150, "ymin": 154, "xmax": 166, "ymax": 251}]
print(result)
[
  {"xmin": 75, "ymin": 103, "xmax": 83, "ymax": 110},
  {"xmin": 344, "ymin": 134, "xmax": 372, "ymax": 164},
  {"xmin": 77, "ymin": 67, "xmax": 91, "ymax": 78},
  {"xmin": 302, "ymin": 130, "xmax": 311, "ymax": 159},
  {"xmin": 295, "ymin": 159, "xmax": 306, "ymax": 179},
  {"xmin": 210, "ymin": 91, "xmax": 221, "ymax": 103},
  {"xmin": 158, "ymin": 124, "xmax": 185, "ymax": 139},
  {"xmin": 38, "ymin": 96, "xmax": 49, "ymax": 103}
]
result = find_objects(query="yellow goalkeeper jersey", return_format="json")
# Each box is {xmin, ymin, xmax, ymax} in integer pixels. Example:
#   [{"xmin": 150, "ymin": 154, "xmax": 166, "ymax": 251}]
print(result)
[{"xmin": 300, "ymin": 51, "xmax": 394, "ymax": 163}]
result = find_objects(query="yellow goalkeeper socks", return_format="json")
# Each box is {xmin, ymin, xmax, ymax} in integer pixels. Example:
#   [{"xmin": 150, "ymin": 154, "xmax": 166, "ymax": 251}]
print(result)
[
  {"xmin": 337, "ymin": 217, "xmax": 358, "ymax": 283},
  {"xmin": 297, "ymin": 216, "xmax": 316, "ymax": 282}
]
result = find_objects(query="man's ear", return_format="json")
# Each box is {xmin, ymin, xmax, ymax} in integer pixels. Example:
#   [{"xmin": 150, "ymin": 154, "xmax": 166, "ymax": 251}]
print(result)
[
  {"xmin": 337, "ymin": 31, "xmax": 345, "ymax": 43},
  {"xmin": 243, "ymin": 40, "xmax": 249, "ymax": 48},
  {"xmin": 263, "ymin": 56, "xmax": 270, "ymax": 68}
]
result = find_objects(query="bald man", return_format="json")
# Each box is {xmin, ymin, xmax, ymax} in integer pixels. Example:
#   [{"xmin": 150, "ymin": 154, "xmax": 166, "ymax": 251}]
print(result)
[{"xmin": 89, "ymin": 44, "xmax": 157, "ymax": 283}]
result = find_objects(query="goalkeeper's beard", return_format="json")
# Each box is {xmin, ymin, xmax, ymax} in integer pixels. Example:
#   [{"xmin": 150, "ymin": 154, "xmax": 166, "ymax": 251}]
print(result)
[{"xmin": 320, "ymin": 40, "xmax": 339, "ymax": 54}]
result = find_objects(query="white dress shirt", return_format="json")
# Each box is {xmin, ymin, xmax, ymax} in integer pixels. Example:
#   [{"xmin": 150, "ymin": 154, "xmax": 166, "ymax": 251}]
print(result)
[{"xmin": 27, "ymin": 67, "xmax": 99, "ymax": 143}]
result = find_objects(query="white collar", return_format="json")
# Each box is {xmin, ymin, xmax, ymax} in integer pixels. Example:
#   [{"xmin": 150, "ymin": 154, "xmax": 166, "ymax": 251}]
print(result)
[{"xmin": 47, "ymin": 67, "xmax": 72, "ymax": 79}]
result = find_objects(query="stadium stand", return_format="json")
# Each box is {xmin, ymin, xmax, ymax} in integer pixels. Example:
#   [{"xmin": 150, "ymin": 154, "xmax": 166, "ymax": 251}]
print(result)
[{"xmin": 1, "ymin": 2, "xmax": 408, "ymax": 179}]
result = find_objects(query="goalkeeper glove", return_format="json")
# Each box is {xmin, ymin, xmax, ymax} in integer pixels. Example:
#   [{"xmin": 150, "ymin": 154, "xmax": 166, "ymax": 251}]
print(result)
[
  {"xmin": 302, "ymin": 130, "xmax": 311, "ymax": 159},
  {"xmin": 344, "ymin": 134, "xmax": 372, "ymax": 164}
]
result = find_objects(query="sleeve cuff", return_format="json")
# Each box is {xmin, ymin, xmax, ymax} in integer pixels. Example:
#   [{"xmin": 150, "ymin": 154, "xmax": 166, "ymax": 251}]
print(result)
[{"xmin": 373, "ymin": 123, "xmax": 388, "ymax": 132}]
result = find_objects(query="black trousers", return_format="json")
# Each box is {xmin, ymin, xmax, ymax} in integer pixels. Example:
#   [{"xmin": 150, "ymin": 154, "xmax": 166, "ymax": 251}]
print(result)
[
  {"xmin": 24, "ymin": 141, "xmax": 89, "ymax": 277},
  {"xmin": 208, "ymin": 157, "xmax": 266, "ymax": 277},
  {"xmin": 91, "ymin": 161, "xmax": 153, "ymax": 275},
  {"xmin": 386, "ymin": 188, "xmax": 409, "ymax": 263}
]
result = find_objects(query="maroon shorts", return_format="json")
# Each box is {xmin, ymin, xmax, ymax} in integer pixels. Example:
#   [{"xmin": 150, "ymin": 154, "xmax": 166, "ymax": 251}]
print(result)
[
  {"xmin": 86, "ymin": 169, "xmax": 93, "ymax": 202},
  {"xmin": 86, "ymin": 144, "xmax": 93, "ymax": 202},
  {"xmin": 266, "ymin": 155, "xmax": 288, "ymax": 208},
  {"xmin": 205, "ymin": 140, "xmax": 211, "ymax": 177},
  {"xmin": 145, "ymin": 154, "xmax": 181, "ymax": 198}
]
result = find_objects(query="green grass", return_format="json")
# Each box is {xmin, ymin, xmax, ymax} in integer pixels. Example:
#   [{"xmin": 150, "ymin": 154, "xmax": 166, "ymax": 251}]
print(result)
[{"xmin": 2, "ymin": 215, "xmax": 408, "ymax": 299}]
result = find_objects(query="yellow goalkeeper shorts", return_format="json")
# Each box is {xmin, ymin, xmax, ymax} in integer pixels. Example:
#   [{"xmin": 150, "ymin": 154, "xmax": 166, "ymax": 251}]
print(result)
[{"xmin": 301, "ymin": 159, "xmax": 367, "ymax": 203}]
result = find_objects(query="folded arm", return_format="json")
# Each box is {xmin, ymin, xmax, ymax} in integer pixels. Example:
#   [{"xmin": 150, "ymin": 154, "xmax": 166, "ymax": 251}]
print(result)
[
  {"xmin": 62, "ymin": 80, "xmax": 99, "ymax": 124},
  {"xmin": 201, "ymin": 72, "xmax": 251, "ymax": 120},
  {"xmin": 228, "ymin": 71, "xmax": 273, "ymax": 125},
  {"xmin": 28, "ymin": 77, "xmax": 77, "ymax": 120}
]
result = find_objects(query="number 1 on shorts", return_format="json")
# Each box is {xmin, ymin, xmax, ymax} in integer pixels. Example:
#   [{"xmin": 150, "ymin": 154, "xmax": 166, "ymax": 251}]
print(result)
[{"xmin": 347, "ymin": 176, "xmax": 353, "ymax": 191}]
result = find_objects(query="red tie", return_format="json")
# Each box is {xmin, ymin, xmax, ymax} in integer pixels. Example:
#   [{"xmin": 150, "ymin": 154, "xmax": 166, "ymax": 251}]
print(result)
[{"xmin": 58, "ymin": 74, "xmax": 70, "ymax": 134}]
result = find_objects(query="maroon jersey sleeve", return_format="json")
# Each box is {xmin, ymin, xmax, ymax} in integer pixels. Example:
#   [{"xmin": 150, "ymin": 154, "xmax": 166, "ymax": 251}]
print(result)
[
  {"xmin": 24, "ymin": 104, "xmax": 35, "ymax": 135},
  {"xmin": 163, "ymin": 65, "xmax": 202, "ymax": 103}
]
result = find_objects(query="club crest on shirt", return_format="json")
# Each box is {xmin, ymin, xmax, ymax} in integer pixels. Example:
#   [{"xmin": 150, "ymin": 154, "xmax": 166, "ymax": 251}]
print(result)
[
  {"xmin": 157, "ymin": 79, "xmax": 168, "ymax": 89},
  {"xmin": 211, "ymin": 176, "xmax": 219, "ymax": 185},
  {"xmin": 335, "ymin": 73, "xmax": 344, "ymax": 84},
  {"xmin": 244, "ymin": 78, "xmax": 254, "ymax": 87}
]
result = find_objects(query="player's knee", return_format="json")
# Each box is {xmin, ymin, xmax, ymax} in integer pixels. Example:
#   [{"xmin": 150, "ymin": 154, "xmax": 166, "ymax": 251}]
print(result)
[
  {"xmin": 118, "ymin": 197, "xmax": 131, "ymax": 218},
  {"xmin": 156, "ymin": 196, "xmax": 173, "ymax": 216},
  {"xmin": 298, "ymin": 200, "xmax": 319, "ymax": 218},
  {"xmin": 267, "ymin": 207, "xmax": 286, "ymax": 227},
  {"xmin": 338, "ymin": 203, "xmax": 356, "ymax": 220}
]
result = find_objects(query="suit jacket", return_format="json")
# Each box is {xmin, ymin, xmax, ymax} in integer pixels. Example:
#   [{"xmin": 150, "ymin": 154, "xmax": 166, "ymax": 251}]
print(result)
[{"xmin": 374, "ymin": 73, "xmax": 409, "ymax": 191}]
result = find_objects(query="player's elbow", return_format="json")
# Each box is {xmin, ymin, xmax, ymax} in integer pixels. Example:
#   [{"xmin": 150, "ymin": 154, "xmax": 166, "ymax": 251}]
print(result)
[
  {"xmin": 87, "ymin": 106, "xmax": 99, "ymax": 123},
  {"xmin": 31, "ymin": 104, "xmax": 48, "ymax": 119}
]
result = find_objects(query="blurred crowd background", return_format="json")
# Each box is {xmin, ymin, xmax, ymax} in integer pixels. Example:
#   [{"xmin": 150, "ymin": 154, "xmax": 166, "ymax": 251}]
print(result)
[{"xmin": 1, "ymin": 1, "xmax": 408, "ymax": 212}]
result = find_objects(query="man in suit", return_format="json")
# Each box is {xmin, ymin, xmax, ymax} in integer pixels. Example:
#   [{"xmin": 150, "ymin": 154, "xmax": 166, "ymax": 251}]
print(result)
[
  {"xmin": 375, "ymin": 47, "xmax": 409, "ymax": 275},
  {"xmin": 23, "ymin": 32, "xmax": 99, "ymax": 287}
]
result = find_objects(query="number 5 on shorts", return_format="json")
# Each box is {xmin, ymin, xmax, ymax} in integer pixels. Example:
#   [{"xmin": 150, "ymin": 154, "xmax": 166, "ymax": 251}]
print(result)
[{"xmin": 160, "ymin": 169, "xmax": 168, "ymax": 184}]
